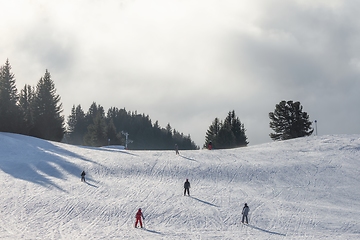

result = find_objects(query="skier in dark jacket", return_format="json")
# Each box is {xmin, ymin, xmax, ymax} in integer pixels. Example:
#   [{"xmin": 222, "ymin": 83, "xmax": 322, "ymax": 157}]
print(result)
[
  {"xmin": 175, "ymin": 144, "xmax": 179, "ymax": 155},
  {"xmin": 81, "ymin": 171, "xmax": 86, "ymax": 182},
  {"xmin": 184, "ymin": 179, "xmax": 190, "ymax": 196},
  {"xmin": 135, "ymin": 208, "xmax": 144, "ymax": 228},
  {"xmin": 241, "ymin": 203, "xmax": 250, "ymax": 224}
]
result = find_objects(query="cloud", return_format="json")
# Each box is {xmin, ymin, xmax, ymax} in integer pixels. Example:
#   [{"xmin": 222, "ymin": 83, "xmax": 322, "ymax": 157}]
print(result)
[{"xmin": 1, "ymin": 0, "xmax": 359, "ymax": 146}]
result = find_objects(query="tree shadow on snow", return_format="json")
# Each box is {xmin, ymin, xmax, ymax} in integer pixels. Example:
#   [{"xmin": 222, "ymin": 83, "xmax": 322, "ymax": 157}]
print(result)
[
  {"xmin": 97, "ymin": 147, "xmax": 139, "ymax": 156},
  {"xmin": 0, "ymin": 133, "xmax": 102, "ymax": 191},
  {"xmin": 245, "ymin": 224, "xmax": 286, "ymax": 236},
  {"xmin": 190, "ymin": 196, "xmax": 219, "ymax": 207}
]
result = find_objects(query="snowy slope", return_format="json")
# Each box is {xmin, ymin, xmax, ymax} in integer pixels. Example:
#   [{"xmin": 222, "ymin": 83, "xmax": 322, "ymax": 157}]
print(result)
[{"xmin": 0, "ymin": 132, "xmax": 359, "ymax": 239}]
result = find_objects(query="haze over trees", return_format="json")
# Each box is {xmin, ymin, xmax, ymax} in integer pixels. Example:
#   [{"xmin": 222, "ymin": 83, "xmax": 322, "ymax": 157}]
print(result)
[
  {"xmin": 204, "ymin": 110, "xmax": 248, "ymax": 149},
  {"xmin": 2, "ymin": 59, "xmax": 316, "ymax": 149},
  {"xmin": 66, "ymin": 103, "xmax": 198, "ymax": 150},
  {"xmin": 0, "ymin": 59, "xmax": 197, "ymax": 150},
  {"xmin": 269, "ymin": 100, "xmax": 313, "ymax": 141}
]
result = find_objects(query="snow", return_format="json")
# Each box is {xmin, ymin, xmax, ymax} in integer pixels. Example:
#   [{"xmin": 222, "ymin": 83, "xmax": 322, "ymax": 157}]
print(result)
[{"xmin": 0, "ymin": 132, "xmax": 359, "ymax": 239}]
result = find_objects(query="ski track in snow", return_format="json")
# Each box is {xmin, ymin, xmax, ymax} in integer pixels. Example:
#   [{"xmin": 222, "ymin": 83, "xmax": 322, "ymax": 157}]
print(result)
[{"xmin": 0, "ymin": 133, "xmax": 360, "ymax": 239}]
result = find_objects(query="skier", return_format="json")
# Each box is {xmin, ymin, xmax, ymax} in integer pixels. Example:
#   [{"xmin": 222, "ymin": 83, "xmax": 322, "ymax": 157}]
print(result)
[
  {"xmin": 175, "ymin": 144, "xmax": 179, "ymax": 155},
  {"xmin": 135, "ymin": 208, "xmax": 144, "ymax": 228},
  {"xmin": 241, "ymin": 203, "xmax": 250, "ymax": 224},
  {"xmin": 81, "ymin": 170, "xmax": 86, "ymax": 182},
  {"xmin": 208, "ymin": 141, "xmax": 212, "ymax": 150},
  {"xmin": 184, "ymin": 179, "xmax": 190, "ymax": 196}
]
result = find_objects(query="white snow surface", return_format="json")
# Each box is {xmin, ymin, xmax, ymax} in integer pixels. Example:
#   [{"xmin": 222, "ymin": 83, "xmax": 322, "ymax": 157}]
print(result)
[{"xmin": 0, "ymin": 132, "xmax": 359, "ymax": 240}]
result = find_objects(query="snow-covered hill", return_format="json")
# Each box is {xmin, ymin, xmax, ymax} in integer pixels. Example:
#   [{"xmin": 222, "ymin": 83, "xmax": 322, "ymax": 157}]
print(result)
[{"xmin": 0, "ymin": 132, "xmax": 359, "ymax": 239}]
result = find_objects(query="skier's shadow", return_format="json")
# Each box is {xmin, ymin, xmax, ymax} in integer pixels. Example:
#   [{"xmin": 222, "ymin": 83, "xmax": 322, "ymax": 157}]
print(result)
[
  {"xmin": 245, "ymin": 224, "xmax": 286, "ymax": 236},
  {"xmin": 85, "ymin": 181, "xmax": 98, "ymax": 188},
  {"xmin": 180, "ymin": 155, "xmax": 198, "ymax": 162},
  {"xmin": 144, "ymin": 228, "xmax": 162, "ymax": 235},
  {"xmin": 190, "ymin": 196, "xmax": 219, "ymax": 207}
]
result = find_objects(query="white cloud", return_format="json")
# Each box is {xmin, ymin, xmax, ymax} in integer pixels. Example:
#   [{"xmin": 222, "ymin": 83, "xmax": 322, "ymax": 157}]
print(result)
[{"xmin": 1, "ymin": 0, "xmax": 359, "ymax": 146}]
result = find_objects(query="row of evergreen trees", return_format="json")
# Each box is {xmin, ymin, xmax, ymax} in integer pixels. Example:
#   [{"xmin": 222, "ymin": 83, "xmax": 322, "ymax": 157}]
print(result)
[
  {"xmin": 0, "ymin": 59, "xmax": 197, "ymax": 150},
  {"xmin": 66, "ymin": 103, "xmax": 198, "ymax": 150},
  {"xmin": 0, "ymin": 59, "xmax": 64, "ymax": 141},
  {"xmin": 1, "ymin": 59, "xmax": 313, "ymax": 150},
  {"xmin": 204, "ymin": 110, "xmax": 248, "ymax": 149}
]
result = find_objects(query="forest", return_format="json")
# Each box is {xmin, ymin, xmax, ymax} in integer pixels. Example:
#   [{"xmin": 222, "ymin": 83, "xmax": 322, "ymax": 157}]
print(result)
[
  {"xmin": 0, "ymin": 59, "xmax": 198, "ymax": 150},
  {"xmin": 2, "ymin": 59, "xmax": 312, "ymax": 150},
  {"xmin": 0, "ymin": 59, "xmax": 314, "ymax": 150}
]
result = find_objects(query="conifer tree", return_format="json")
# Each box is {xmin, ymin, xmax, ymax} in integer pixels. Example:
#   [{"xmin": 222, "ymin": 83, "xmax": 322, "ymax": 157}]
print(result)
[
  {"xmin": 84, "ymin": 112, "xmax": 107, "ymax": 147},
  {"xmin": 204, "ymin": 117, "xmax": 220, "ymax": 148},
  {"xmin": 204, "ymin": 111, "xmax": 248, "ymax": 149},
  {"xmin": 67, "ymin": 105, "xmax": 87, "ymax": 145},
  {"xmin": 19, "ymin": 84, "xmax": 35, "ymax": 134},
  {"xmin": 0, "ymin": 59, "xmax": 23, "ymax": 133},
  {"xmin": 228, "ymin": 111, "xmax": 248, "ymax": 146},
  {"xmin": 66, "ymin": 104, "xmax": 198, "ymax": 149},
  {"xmin": 106, "ymin": 118, "xmax": 122, "ymax": 145},
  {"xmin": 86, "ymin": 102, "xmax": 105, "ymax": 126},
  {"xmin": 32, "ymin": 70, "xmax": 65, "ymax": 141},
  {"xmin": 269, "ymin": 100, "xmax": 313, "ymax": 141}
]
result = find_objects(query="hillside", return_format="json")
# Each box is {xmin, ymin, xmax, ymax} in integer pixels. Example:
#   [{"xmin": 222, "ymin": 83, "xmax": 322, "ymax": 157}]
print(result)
[{"xmin": 0, "ymin": 132, "xmax": 359, "ymax": 239}]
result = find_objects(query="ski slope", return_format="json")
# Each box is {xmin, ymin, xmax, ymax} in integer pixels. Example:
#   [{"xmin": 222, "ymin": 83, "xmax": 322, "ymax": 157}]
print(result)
[{"xmin": 0, "ymin": 132, "xmax": 359, "ymax": 239}]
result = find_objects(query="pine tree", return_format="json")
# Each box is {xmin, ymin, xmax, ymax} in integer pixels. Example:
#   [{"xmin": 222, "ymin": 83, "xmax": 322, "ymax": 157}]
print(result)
[
  {"xmin": 32, "ymin": 70, "xmax": 65, "ymax": 141},
  {"xmin": 67, "ymin": 105, "xmax": 87, "ymax": 145},
  {"xmin": 66, "ymin": 104, "xmax": 198, "ymax": 150},
  {"xmin": 83, "ymin": 103, "xmax": 107, "ymax": 146},
  {"xmin": 216, "ymin": 113, "xmax": 236, "ymax": 148},
  {"xmin": 106, "ymin": 118, "xmax": 122, "ymax": 145},
  {"xmin": 204, "ymin": 111, "xmax": 248, "ymax": 149},
  {"xmin": 269, "ymin": 100, "xmax": 313, "ymax": 141},
  {"xmin": 19, "ymin": 84, "xmax": 35, "ymax": 134},
  {"xmin": 0, "ymin": 59, "xmax": 24, "ymax": 133},
  {"xmin": 229, "ymin": 111, "xmax": 248, "ymax": 146},
  {"xmin": 204, "ymin": 117, "xmax": 220, "ymax": 148},
  {"xmin": 84, "ymin": 112, "xmax": 107, "ymax": 147}
]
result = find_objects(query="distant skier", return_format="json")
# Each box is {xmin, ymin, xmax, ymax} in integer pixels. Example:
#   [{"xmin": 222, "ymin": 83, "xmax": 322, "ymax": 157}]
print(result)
[
  {"xmin": 175, "ymin": 144, "xmax": 179, "ymax": 155},
  {"xmin": 184, "ymin": 179, "xmax": 190, "ymax": 196},
  {"xmin": 81, "ymin": 170, "xmax": 86, "ymax": 182},
  {"xmin": 241, "ymin": 203, "xmax": 250, "ymax": 224},
  {"xmin": 208, "ymin": 141, "xmax": 212, "ymax": 150},
  {"xmin": 135, "ymin": 208, "xmax": 144, "ymax": 228}
]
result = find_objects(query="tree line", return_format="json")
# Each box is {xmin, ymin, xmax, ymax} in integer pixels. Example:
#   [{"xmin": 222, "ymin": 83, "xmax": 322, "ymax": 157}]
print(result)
[
  {"xmin": 203, "ymin": 101, "xmax": 314, "ymax": 148},
  {"xmin": 66, "ymin": 103, "xmax": 198, "ymax": 150},
  {"xmin": 1, "ymin": 59, "xmax": 314, "ymax": 150},
  {"xmin": 0, "ymin": 59, "xmax": 197, "ymax": 150}
]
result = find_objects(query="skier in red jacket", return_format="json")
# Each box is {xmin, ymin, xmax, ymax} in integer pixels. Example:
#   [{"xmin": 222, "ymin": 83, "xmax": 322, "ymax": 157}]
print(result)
[{"xmin": 135, "ymin": 208, "xmax": 144, "ymax": 228}]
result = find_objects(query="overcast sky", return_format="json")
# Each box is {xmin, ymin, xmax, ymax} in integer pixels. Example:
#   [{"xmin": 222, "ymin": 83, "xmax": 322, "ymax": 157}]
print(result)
[{"xmin": 1, "ymin": 0, "xmax": 359, "ymax": 147}]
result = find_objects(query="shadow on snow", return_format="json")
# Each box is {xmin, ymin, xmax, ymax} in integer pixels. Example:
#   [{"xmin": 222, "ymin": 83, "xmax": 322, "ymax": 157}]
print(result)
[
  {"xmin": 245, "ymin": 224, "xmax": 286, "ymax": 236},
  {"xmin": 190, "ymin": 196, "xmax": 219, "ymax": 207},
  {"xmin": 179, "ymin": 155, "xmax": 198, "ymax": 162},
  {"xmin": 85, "ymin": 180, "xmax": 99, "ymax": 188},
  {"xmin": 0, "ymin": 133, "xmax": 100, "ymax": 191},
  {"xmin": 143, "ymin": 228, "xmax": 162, "ymax": 235}
]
